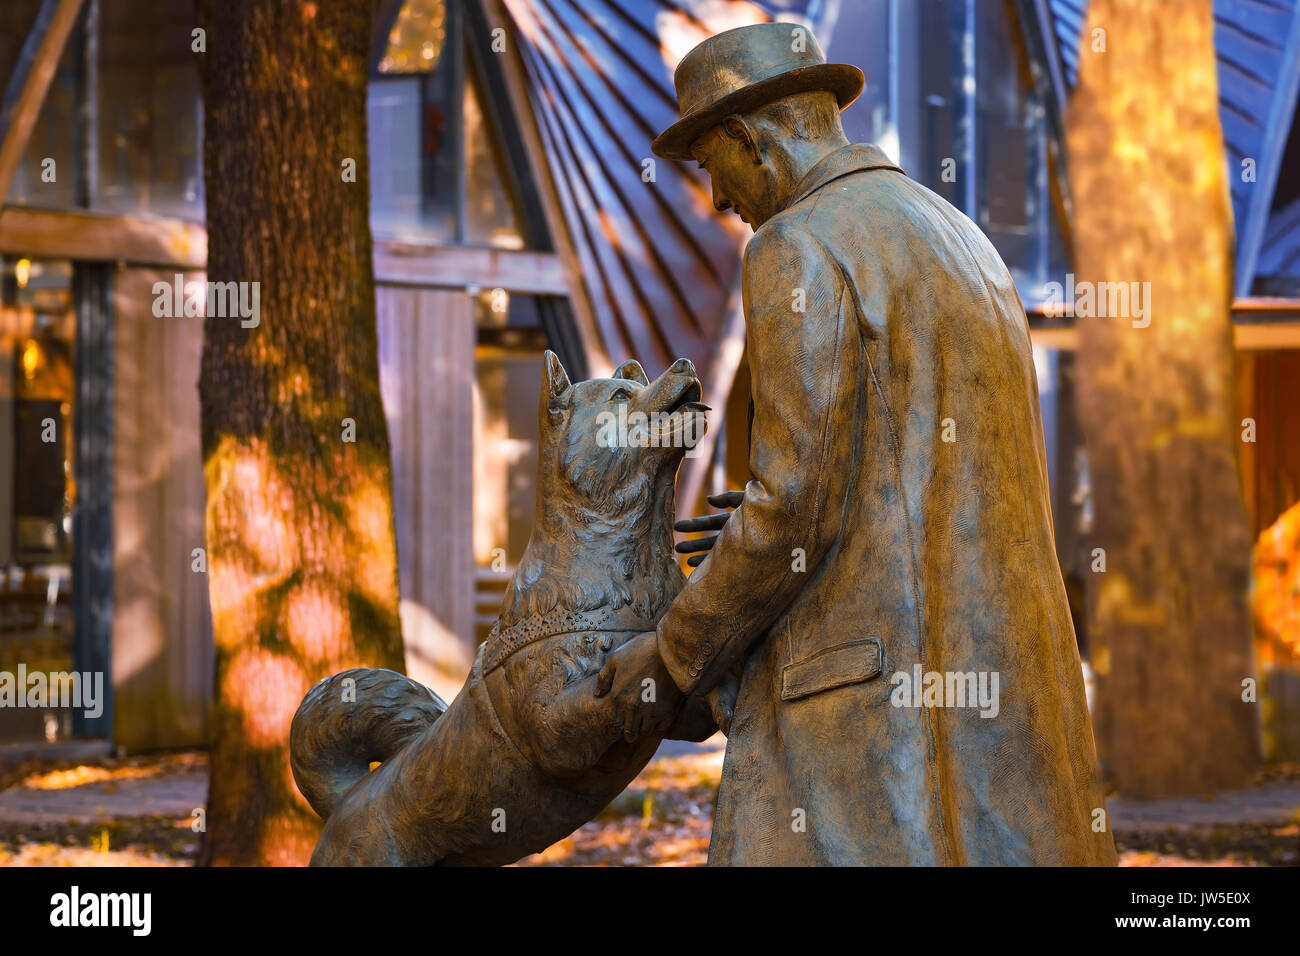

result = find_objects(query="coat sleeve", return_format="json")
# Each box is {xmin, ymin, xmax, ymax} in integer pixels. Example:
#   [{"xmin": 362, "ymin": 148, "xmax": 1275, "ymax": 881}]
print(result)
[{"xmin": 655, "ymin": 219, "xmax": 861, "ymax": 695}]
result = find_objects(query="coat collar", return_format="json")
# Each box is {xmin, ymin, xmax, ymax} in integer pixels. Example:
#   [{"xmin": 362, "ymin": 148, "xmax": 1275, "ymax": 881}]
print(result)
[{"xmin": 783, "ymin": 143, "xmax": 904, "ymax": 211}]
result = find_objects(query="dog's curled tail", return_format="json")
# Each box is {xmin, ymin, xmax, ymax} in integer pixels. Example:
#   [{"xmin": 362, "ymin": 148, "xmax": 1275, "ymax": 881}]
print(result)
[{"xmin": 290, "ymin": 668, "xmax": 447, "ymax": 821}]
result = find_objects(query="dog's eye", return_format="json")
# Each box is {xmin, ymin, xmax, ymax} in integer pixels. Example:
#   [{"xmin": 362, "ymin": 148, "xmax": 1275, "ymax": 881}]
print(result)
[{"xmin": 610, "ymin": 387, "xmax": 632, "ymax": 402}]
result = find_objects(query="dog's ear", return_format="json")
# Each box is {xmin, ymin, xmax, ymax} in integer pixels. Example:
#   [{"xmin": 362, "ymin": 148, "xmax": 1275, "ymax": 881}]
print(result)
[
  {"xmin": 540, "ymin": 350, "xmax": 571, "ymax": 417},
  {"xmin": 612, "ymin": 359, "xmax": 649, "ymax": 387}
]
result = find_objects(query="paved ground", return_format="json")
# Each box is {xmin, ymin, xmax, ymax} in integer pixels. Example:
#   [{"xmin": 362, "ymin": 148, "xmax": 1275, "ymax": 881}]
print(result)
[
  {"xmin": 1109, "ymin": 781, "xmax": 1300, "ymax": 829},
  {"xmin": 0, "ymin": 756, "xmax": 206, "ymax": 825},
  {"xmin": 0, "ymin": 745, "xmax": 1295, "ymax": 865}
]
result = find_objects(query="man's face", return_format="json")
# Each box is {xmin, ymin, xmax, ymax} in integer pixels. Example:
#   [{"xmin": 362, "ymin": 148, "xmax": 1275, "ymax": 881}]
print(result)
[{"xmin": 689, "ymin": 123, "xmax": 777, "ymax": 227}]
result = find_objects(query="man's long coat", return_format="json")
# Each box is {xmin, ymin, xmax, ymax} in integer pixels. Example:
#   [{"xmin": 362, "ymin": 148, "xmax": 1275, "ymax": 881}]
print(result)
[{"xmin": 655, "ymin": 143, "xmax": 1116, "ymax": 866}]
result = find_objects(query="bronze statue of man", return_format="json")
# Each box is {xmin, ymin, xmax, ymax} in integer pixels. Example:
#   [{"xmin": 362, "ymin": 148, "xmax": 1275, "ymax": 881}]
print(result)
[{"xmin": 594, "ymin": 22, "xmax": 1117, "ymax": 865}]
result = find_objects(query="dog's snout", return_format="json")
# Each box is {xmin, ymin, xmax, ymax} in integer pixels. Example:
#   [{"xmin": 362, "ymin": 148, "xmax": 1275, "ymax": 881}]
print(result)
[{"xmin": 670, "ymin": 358, "xmax": 696, "ymax": 376}]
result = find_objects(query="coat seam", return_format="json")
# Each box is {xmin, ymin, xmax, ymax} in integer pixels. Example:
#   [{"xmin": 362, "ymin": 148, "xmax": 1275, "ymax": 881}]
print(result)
[{"xmin": 861, "ymin": 320, "xmax": 954, "ymax": 867}]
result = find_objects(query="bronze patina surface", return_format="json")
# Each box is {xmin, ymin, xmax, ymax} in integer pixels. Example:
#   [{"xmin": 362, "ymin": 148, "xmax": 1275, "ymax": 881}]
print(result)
[
  {"xmin": 291, "ymin": 20, "xmax": 1113, "ymax": 868},
  {"xmin": 290, "ymin": 355, "xmax": 733, "ymax": 865},
  {"xmin": 595, "ymin": 21, "xmax": 1117, "ymax": 865}
]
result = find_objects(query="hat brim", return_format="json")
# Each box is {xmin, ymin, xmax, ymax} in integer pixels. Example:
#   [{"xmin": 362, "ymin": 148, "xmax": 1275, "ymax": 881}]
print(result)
[{"xmin": 651, "ymin": 62, "xmax": 864, "ymax": 161}]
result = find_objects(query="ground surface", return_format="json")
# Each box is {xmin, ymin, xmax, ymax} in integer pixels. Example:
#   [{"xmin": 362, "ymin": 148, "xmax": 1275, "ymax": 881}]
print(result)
[{"xmin": 0, "ymin": 740, "xmax": 1296, "ymax": 866}]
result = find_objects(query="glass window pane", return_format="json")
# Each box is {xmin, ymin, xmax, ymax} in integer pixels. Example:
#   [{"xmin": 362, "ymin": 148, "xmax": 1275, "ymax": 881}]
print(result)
[
  {"xmin": 914, "ymin": 0, "xmax": 965, "ymax": 209},
  {"xmin": 369, "ymin": 0, "xmax": 461, "ymax": 242},
  {"xmin": 822, "ymin": 0, "xmax": 894, "ymax": 158},
  {"xmin": 4, "ymin": 5, "xmax": 82, "ymax": 210},
  {"xmin": 462, "ymin": 57, "xmax": 523, "ymax": 249},
  {"xmin": 1, "ymin": 256, "xmax": 76, "ymax": 743},
  {"xmin": 4, "ymin": 258, "xmax": 75, "ymax": 565},
  {"xmin": 377, "ymin": 0, "xmax": 448, "ymax": 75},
  {"xmin": 976, "ymin": 0, "xmax": 1040, "ymax": 289},
  {"xmin": 0, "ymin": 1, "xmax": 42, "ymax": 87},
  {"xmin": 94, "ymin": 0, "xmax": 204, "ymax": 220}
]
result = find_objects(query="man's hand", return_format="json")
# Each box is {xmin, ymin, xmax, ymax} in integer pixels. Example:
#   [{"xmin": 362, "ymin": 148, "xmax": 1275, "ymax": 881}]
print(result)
[
  {"xmin": 674, "ymin": 490, "xmax": 744, "ymax": 567},
  {"xmin": 705, "ymin": 671, "xmax": 740, "ymax": 736},
  {"xmin": 593, "ymin": 631, "xmax": 675, "ymax": 743}
]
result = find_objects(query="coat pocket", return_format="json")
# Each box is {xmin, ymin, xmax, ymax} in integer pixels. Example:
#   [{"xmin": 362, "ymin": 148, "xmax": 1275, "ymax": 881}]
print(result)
[{"xmin": 780, "ymin": 637, "xmax": 885, "ymax": 702}]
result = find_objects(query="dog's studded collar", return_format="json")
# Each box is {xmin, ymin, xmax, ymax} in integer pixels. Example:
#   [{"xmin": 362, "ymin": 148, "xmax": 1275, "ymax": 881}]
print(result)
[{"xmin": 482, "ymin": 604, "xmax": 656, "ymax": 674}]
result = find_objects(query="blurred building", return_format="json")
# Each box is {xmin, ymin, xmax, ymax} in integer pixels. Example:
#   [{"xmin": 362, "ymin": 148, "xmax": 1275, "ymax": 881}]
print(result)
[{"xmin": 0, "ymin": 0, "xmax": 1297, "ymax": 754}]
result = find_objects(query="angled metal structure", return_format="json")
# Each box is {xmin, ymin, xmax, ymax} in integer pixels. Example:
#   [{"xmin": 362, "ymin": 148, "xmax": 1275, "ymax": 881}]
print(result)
[
  {"xmin": 1224, "ymin": 0, "xmax": 1300, "ymax": 295},
  {"xmin": 498, "ymin": 0, "xmax": 762, "ymax": 378},
  {"xmin": 493, "ymin": 0, "xmax": 831, "ymax": 508}
]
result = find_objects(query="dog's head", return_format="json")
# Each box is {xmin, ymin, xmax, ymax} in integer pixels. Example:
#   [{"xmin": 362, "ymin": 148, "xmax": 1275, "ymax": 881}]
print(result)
[
  {"xmin": 500, "ymin": 352, "xmax": 706, "ymax": 628},
  {"xmin": 537, "ymin": 351, "xmax": 707, "ymax": 524}
]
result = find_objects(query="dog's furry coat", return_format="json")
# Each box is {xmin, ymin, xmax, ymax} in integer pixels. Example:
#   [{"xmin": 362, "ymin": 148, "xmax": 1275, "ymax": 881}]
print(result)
[{"xmin": 290, "ymin": 353, "xmax": 723, "ymax": 865}]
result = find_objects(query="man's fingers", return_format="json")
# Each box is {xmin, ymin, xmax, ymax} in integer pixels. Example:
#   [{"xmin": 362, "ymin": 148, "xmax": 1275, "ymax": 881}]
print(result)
[
  {"xmin": 674, "ymin": 535, "xmax": 717, "ymax": 555},
  {"xmin": 706, "ymin": 490, "xmax": 744, "ymax": 509},
  {"xmin": 594, "ymin": 659, "xmax": 616, "ymax": 697},
  {"xmin": 687, "ymin": 553, "xmax": 708, "ymax": 568},
  {"xmin": 672, "ymin": 491, "xmax": 742, "ymax": 534},
  {"xmin": 673, "ymin": 513, "xmax": 730, "ymax": 533}
]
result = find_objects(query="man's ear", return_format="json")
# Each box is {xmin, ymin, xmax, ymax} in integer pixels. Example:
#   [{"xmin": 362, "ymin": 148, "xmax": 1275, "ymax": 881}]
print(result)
[
  {"xmin": 612, "ymin": 359, "xmax": 649, "ymax": 386},
  {"xmin": 723, "ymin": 114, "xmax": 763, "ymax": 165},
  {"xmin": 540, "ymin": 349, "xmax": 571, "ymax": 417}
]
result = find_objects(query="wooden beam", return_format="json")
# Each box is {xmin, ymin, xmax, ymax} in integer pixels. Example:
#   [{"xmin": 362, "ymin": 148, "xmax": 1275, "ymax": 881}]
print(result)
[
  {"xmin": 0, "ymin": 206, "xmax": 566, "ymax": 294},
  {"xmin": 1233, "ymin": 322, "xmax": 1300, "ymax": 350},
  {"xmin": 1027, "ymin": 301, "xmax": 1300, "ymax": 352},
  {"xmin": 0, "ymin": 0, "xmax": 85, "ymax": 204},
  {"xmin": 1233, "ymin": 296, "xmax": 1300, "ymax": 319},
  {"xmin": 0, "ymin": 205, "xmax": 206, "ymax": 267},
  {"xmin": 1031, "ymin": 323, "xmax": 1300, "ymax": 352},
  {"xmin": 374, "ymin": 241, "xmax": 567, "ymax": 294}
]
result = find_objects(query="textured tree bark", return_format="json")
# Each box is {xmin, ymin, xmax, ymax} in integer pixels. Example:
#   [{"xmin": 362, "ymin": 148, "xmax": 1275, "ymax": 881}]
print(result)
[
  {"xmin": 194, "ymin": 0, "xmax": 405, "ymax": 865},
  {"xmin": 1065, "ymin": 0, "xmax": 1258, "ymax": 798}
]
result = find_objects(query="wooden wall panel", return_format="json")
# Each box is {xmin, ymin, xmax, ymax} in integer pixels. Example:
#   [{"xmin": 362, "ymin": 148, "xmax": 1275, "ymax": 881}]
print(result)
[
  {"xmin": 1238, "ymin": 349, "xmax": 1300, "ymax": 538},
  {"xmin": 111, "ymin": 266, "xmax": 212, "ymax": 750},
  {"xmin": 377, "ymin": 286, "xmax": 475, "ymax": 701}
]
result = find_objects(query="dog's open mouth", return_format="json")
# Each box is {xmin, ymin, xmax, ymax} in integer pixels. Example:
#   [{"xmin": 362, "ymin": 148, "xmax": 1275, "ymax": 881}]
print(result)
[
  {"xmin": 665, "ymin": 379, "xmax": 709, "ymax": 415},
  {"xmin": 650, "ymin": 377, "xmax": 709, "ymax": 448}
]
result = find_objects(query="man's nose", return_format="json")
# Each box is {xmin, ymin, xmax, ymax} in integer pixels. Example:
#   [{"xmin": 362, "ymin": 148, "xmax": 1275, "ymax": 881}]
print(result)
[{"xmin": 711, "ymin": 182, "xmax": 731, "ymax": 214}]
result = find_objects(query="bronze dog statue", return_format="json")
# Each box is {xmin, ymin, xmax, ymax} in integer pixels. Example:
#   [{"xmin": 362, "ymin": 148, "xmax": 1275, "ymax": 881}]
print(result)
[{"xmin": 290, "ymin": 352, "xmax": 733, "ymax": 865}]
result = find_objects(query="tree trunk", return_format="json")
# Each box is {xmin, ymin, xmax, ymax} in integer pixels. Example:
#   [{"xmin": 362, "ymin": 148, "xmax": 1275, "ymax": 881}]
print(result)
[
  {"xmin": 195, "ymin": 0, "xmax": 405, "ymax": 865},
  {"xmin": 1065, "ymin": 0, "xmax": 1258, "ymax": 798}
]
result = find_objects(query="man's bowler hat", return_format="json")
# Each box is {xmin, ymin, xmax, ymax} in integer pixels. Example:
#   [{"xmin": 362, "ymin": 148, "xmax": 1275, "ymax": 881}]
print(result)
[{"xmin": 651, "ymin": 22, "xmax": 863, "ymax": 161}]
